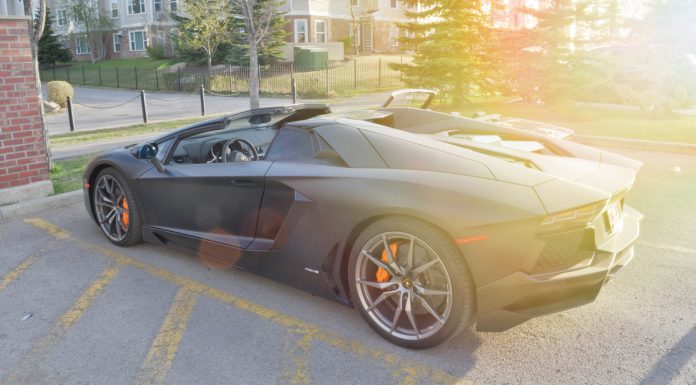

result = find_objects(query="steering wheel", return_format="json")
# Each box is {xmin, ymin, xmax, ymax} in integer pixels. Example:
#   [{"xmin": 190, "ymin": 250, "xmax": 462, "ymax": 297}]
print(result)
[{"xmin": 222, "ymin": 137, "xmax": 259, "ymax": 162}]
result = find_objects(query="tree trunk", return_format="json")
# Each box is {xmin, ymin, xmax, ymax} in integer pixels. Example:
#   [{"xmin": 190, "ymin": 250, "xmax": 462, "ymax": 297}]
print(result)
[
  {"xmin": 248, "ymin": 37, "xmax": 260, "ymax": 109},
  {"xmin": 29, "ymin": 0, "xmax": 53, "ymax": 170},
  {"xmin": 352, "ymin": 20, "xmax": 359, "ymax": 56},
  {"xmin": 207, "ymin": 54, "xmax": 212, "ymax": 74}
]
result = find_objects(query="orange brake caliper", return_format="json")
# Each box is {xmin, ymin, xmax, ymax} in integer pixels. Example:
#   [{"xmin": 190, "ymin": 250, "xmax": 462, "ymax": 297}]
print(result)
[
  {"xmin": 120, "ymin": 197, "xmax": 129, "ymax": 228},
  {"xmin": 376, "ymin": 242, "xmax": 399, "ymax": 283}
]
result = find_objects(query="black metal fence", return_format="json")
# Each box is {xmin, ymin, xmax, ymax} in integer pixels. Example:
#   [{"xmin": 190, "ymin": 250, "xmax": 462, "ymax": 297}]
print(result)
[{"xmin": 40, "ymin": 57, "xmax": 409, "ymax": 97}]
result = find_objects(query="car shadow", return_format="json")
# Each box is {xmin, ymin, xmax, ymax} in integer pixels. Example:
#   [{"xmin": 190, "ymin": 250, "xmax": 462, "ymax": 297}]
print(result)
[{"xmin": 639, "ymin": 324, "xmax": 696, "ymax": 385}]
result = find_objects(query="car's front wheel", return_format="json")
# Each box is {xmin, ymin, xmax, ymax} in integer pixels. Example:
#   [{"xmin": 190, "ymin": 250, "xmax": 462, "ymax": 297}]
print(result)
[
  {"xmin": 348, "ymin": 217, "xmax": 475, "ymax": 349},
  {"xmin": 92, "ymin": 168, "xmax": 142, "ymax": 246}
]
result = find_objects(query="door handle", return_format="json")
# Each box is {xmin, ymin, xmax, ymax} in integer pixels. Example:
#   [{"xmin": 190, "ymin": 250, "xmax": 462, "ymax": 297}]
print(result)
[{"xmin": 230, "ymin": 179, "xmax": 256, "ymax": 186}]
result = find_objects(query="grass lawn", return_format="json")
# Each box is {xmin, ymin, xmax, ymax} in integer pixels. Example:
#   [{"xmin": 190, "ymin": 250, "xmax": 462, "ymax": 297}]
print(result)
[
  {"xmin": 41, "ymin": 57, "xmax": 184, "ymax": 91},
  {"xmin": 50, "ymin": 154, "xmax": 93, "ymax": 194},
  {"xmin": 49, "ymin": 116, "xmax": 214, "ymax": 147},
  {"xmin": 451, "ymin": 101, "xmax": 696, "ymax": 144}
]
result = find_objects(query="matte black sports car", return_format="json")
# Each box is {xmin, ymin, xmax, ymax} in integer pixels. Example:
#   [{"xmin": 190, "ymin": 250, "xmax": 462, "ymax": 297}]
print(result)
[{"xmin": 83, "ymin": 101, "xmax": 642, "ymax": 348}]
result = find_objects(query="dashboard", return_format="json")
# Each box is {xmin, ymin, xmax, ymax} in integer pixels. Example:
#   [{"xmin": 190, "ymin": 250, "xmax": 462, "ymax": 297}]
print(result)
[{"xmin": 170, "ymin": 128, "xmax": 277, "ymax": 164}]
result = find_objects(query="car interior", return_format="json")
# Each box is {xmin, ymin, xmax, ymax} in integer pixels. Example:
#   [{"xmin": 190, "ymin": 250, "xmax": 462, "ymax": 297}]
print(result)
[{"xmin": 164, "ymin": 110, "xmax": 345, "ymax": 167}]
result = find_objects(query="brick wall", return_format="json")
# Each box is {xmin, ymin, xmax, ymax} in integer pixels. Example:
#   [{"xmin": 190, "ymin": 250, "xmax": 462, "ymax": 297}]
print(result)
[{"xmin": 0, "ymin": 17, "xmax": 50, "ymax": 192}]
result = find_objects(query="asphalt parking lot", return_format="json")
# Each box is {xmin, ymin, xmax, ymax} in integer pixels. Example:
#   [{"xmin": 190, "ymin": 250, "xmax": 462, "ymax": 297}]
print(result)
[{"xmin": 1, "ymin": 147, "xmax": 695, "ymax": 385}]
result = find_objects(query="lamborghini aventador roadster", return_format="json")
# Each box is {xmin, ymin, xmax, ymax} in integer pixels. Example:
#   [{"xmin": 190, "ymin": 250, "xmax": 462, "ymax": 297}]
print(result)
[{"xmin": 82, "ymin": 97, "xmax": 642, "ymax": 349}]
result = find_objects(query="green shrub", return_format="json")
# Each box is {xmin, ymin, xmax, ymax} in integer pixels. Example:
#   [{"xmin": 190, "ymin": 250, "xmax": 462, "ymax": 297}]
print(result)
[
  {"xmin": 147, "ymin": 45, "xmax": 166, "ymax": 60},
  {"xmin": 46, "ymin": 80, "xmax": 73, "ymax": 108}
]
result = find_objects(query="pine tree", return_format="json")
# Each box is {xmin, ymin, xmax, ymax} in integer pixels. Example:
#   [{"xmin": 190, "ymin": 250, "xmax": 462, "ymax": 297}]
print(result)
[
  {"xmin": 396, "ymin": 0, "xmax": 495, "ymax": 106},
  {"xmin": 493, "ymin": 0, "xmax": 613, "ymax": 103},
  {"xmin": 36, "ymin": 6, "xmax": 72, "ymax": 66}
]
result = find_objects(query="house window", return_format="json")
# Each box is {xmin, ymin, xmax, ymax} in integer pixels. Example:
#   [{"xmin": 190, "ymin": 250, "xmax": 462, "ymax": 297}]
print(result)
[
  {"xmin": 390, "ymin": 25, "xmax": 399, "ymax": 47},
  {"xmin": 294, "ymin": 19, "xmax": 307, "ymax": 43},
  {"xmin": 111, "ymin": 0, "xmax": 119, "ymax": 17},
  {"xmin": 129, "ymin": 30, "xmax": 147, "ymax": 51},
  {"xmin": 75, "ymin": 35, "xmax": 90, "ymax": 54},
  {"xmin": 128, "ymin": 0, "xmax": 145, "ymax": 14},
  {"xmin": 390, "ymin": 0, "xmax": 397, "ymax": 8},
  {"xmin": 169, "ymin": 0, "xmax": 177, "ymax": 12},
  {"xmin": 154, "ymin": 0, "xmax": 162, "ymax": 12},
  {"xmin": 315, "ymin": 20, "xmax": 326, "ymax": 43},
  {"xmin": 113, "ymin": 33, "xmax": 121, "ymax": 53},
  {"xmin": 57, "ymin": 9, "xmax": 68, "ymax": 25}
]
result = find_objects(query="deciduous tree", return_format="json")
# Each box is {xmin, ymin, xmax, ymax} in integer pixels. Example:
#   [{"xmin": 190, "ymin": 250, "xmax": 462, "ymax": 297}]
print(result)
[
  {"xmin": 174, "ymin": 0, "xmax": 232, "ymax": 73},
  {"xmin": 230, "ymin": 0, "xmax": 286, "ymax": 109}
]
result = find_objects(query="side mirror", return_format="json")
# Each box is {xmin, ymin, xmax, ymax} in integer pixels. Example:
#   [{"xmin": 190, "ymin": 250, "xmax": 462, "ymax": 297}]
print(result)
[
  {"xmin": 138, "ymin": 143, "xmax": 166, "ymax": 173},
  {"xmin": 137, "ymin": 143, "xmax": 159, "ymax": 160}
]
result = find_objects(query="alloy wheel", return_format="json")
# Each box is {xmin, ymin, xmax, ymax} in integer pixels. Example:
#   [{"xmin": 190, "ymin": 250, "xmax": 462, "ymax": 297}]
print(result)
[
  {"xmin": 354, "ymin": 232, "xmax": 454, "ymax": 341},
  {"xmin": 93, "ymin": 174, "xmax": 130, "ymax": 242}
]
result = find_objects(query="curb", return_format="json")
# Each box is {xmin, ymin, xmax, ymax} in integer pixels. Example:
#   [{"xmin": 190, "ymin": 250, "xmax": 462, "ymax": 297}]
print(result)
[
  {"xmin": 0, "ymin": 190, "xmax": 83, "ymax": 221},
  {"xmin": 572, "ymin": 135, "xmax": 696, "ymax": 155}
]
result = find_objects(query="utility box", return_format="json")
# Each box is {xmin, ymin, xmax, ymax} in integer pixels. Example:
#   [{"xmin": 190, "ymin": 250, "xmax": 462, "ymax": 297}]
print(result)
[{"xmin": 293, "ymin": 46, "xmax": 329, "ymax": 69}]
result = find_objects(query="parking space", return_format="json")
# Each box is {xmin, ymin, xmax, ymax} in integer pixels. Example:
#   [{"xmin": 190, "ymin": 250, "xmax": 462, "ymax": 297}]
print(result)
[{"xmin": 1, "ymin": 147, "xmax": 695, "ymax": 385}]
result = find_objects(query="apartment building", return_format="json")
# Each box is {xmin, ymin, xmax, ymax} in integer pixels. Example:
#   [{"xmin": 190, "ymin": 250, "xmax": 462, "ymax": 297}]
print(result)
[
  {"xmin": 49, "ymin": 0, "xmax": 411, "ymax": 60},
  {"xmin": 281, "ymin": 0, "xmax": 412, "ymax": 55},
  {"xmin": 49, "ymin": 0, "xmax": 177, "ymax": 60}
]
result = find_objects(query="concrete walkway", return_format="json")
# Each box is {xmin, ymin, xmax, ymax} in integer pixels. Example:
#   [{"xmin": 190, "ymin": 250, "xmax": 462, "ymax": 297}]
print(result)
[
  {"xmin": 44, "ymin": 86, "xmax": 393, "ymax": 135},
  {"xmin": 44, "ymin": 86, "xmax": 293, "ymax": 135}
]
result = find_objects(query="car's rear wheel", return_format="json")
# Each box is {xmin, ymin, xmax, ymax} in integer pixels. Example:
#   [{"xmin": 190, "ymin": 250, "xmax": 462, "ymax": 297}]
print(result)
[
  {"xmin": 92, "ymin": 168, "xmax": 142, "ymax": 246},
  {"xmin": 348, "ymin": 217, "xmax": 475, "ymax": 349}
]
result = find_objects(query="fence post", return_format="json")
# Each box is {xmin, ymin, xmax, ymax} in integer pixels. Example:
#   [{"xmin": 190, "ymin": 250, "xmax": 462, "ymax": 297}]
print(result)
[
  {"xmin": 400, "ymin": 56, "xmax": 403, "ymax": 81},
  {"xmin": 66, "ymin": 96, "xmax": 75, "ymax": 132},
  {"xmin": 98, "ymin": 66, "xmax": 102, "ymax": 86},
  {"xmin": 378, "ymin": 58, "xmax": 382, "ymax": 88},
  {"xmin": 155, "ymin": 68, "xmax": 159, "ymax": 91},
  {"xmin": 134, "ymin": 67, "xmax": 138, "ymax": 89},
  {"xmin": 353, "ymin": 59, "xmax": 357, "ymax": 90},
  {"xmin": 116, "ymin": 67, "xmax": 120, "ymax": 88},
  {"xmin": 199, "ymin": 84, "xmax": 206, "ymax": 116},
  {"xmin": 81, "ymin": 65, "xmax": 86, "ymax": 85},
  {"xmin": 325, "ymin": 62, "xmax": 329, "ymax": 96},
  {"xmin": 291, "ymin": 78, "xmax": 297, "ymax": 103},
  {"xmin": 228, "ymin": 66, "xmax": 233, "ymax": 93},
  {"xmin": 140, "ymin": 90, "xmax": 148, "ymax": 123}
]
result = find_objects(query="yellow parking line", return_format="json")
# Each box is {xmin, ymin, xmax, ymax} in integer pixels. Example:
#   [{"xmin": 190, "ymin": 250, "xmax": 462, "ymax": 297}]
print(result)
[
  {"xmin": 25, "ymin": 217, "xmax": 470, "ymax": 385},
  {"xmin": 637, "ymin": 240, "xmax": 696, "ymax": 255},
  {"xmin": 135, "ymin": 287, "xmax": 198, "ymax": 385},
  {"xmin": 1, "ymin": 265, "xmax": 121, "ymax": 385},
  {"xmin": 0, "ymin": 243, "xmax": 51, "ymax": 293},
  {"xmin": 24, "ymin": 218, "xmax": 70, "ymax": 240},
  {"xmin": 281, "ymin": 328, "xmax": 315, "ymax": 385}
]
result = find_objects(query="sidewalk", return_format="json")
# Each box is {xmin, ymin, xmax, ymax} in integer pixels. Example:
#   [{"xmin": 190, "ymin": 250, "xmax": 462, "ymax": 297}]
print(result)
[
  {"xmin": 44, "ymin": 86, "xmax": 291, "ymax": 135},
  {"xmin": 45, "ymin": 86, "xmax": 393, "ymax": 135}
]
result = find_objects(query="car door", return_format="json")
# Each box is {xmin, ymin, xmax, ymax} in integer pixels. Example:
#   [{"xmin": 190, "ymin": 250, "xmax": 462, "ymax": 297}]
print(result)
[
  {"xmin": 137, "ymin": 160, "xmax": 271, "ymax": 250},
  {"xmin": 136, "ymin": 105, "xmax": 331, "ymax": 251}
]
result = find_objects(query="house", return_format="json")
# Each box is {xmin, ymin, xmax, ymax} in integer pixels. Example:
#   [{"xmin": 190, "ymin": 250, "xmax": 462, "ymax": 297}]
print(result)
[
  {"xmin": 49, "ymin": 0, "xmax": 178, "ymax": 60},
  {"xmin": 48, "ymin": 0, "xmax": 412, "ymax": 61},
  {"xmin": 281, "ymin": 0, "xmax": 412, "ymax": 57}
]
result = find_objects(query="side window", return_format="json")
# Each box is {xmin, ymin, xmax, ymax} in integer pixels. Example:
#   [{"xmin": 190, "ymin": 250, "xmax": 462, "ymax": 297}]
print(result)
[
  {"xmin": 265, "ymin": 128, "xmax": 315, "ymax": 162},
  {"xmin": 156, "ymin": 138, "xmax": 174, "ymax": 162}
]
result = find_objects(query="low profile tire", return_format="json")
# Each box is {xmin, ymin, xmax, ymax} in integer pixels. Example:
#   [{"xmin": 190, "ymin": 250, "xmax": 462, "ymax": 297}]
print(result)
[
  {"xmin": 92, "ymin": 168, "xmax": 142, "ymax": 246},
  {"xmin": 348, "ymin": 217, "xmax": 476, "ymax": 349}
]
